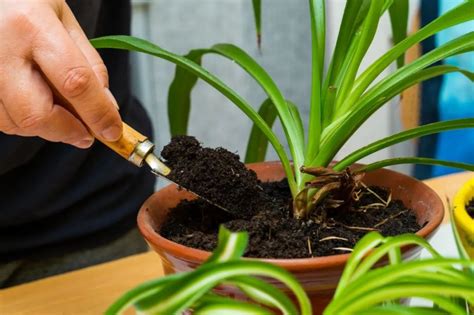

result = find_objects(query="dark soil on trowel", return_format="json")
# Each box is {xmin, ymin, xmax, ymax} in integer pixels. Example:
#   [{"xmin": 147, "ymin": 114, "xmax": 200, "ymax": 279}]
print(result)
[
  {"xmin": 160, "ymin": 136, "xmax": 422, "ymax": 259},
  {"xmin": 467, "ymin": 199, "xmax": 474, "ymax": 219},
  {"xmin": 161, "ymin": 135, "xmax": 268, "ymax": 219}
]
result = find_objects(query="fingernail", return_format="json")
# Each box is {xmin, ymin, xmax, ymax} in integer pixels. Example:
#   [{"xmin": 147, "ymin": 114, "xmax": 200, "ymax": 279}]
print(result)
[
  {"xmin": 105, "ymin": 88, "xmax": 120, "ymax": 110},
  {"xmin": 74, "ymin": 138, "xmax": 94, "ymax": 149},
  {"xmin": 101, "ymin": 124, "xmax": 122, "ymax": 141}
]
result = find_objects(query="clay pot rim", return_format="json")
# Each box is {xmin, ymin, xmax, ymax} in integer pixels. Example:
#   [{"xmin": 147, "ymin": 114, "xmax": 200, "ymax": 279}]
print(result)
[{"xmin": 138, "ymin": 161, "xmax": 444, "ymax": 271}]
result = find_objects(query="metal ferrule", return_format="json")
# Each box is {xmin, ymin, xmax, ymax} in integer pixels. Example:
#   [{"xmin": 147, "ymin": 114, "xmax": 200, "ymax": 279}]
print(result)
[{"xmin": 129, "ymin": 139, "xmax": 155, "ymax": 167}]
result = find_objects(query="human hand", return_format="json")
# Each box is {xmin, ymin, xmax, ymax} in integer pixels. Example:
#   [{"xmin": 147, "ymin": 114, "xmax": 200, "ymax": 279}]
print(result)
[{"xmin": 0, "ymin": 0, "xmax": 122, "ymax": 148}]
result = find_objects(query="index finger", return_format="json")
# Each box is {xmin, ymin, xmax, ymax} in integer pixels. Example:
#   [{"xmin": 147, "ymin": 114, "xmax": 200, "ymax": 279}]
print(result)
[{"xmin": 31, "ymin": 9, "xmax": 122, "ymax": 141}]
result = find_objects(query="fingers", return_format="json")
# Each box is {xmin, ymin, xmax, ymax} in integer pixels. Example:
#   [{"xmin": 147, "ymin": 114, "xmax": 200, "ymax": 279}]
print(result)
[
  {"xmin": 1, "ymin": 60, "xmax": 93, "ymax": 148},
  {"xmin": 32, "ymin": 7, "xmax": 122, "ymax": 142}
]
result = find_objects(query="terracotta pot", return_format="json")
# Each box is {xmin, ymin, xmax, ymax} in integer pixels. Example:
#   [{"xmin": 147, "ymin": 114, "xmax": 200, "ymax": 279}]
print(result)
[{"xmin": 137, "ymin": 161, "xmax": 444, "ymax": 314}]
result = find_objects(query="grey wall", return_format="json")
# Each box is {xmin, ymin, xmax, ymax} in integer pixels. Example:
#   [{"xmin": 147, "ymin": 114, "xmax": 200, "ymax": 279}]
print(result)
[{"xmin": 131, "ymin": 0, "xmax": 419, "ymax": 176}]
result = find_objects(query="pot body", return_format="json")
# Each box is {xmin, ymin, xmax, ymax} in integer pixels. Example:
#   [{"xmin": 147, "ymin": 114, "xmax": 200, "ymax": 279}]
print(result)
[{"xmin": 138, "ymin": 161, "xmax": 444, "ymax": 314}]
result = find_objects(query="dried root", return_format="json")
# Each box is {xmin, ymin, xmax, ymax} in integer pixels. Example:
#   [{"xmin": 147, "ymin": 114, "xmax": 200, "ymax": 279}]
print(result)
[
  {"xmin": 338, "ymin": 223, "xmax": 379, "ymax": 232},
  {"xmin": 373, "ymin": 210, "xmax": 408, "ymax": 228},
  {"xmin": 293, "ymin": 166, "xmax": 364, "ymax": 219},
  {"xmin": 360, "ymin": 182, "xmax": 392, "ymax": 207},
  {"xmin": 333, "ymin": 247, "xmax": 354, "ymax": 252},
  {"xmin": 319, "ymin": 236, "xmax": 349, "ymax": 242},
  {"xmin": 307, "ymin": 237, "xmax": 313, "ymax": 256}
]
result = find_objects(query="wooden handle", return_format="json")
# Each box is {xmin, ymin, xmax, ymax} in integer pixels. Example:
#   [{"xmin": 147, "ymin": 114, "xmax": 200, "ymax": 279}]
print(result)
[
  {"xmin": 48, "ymin": 87, "xmax": 150, "ymax": 162},
  {"xmin": 100, "ymin": 122, "xmax": 148, "ymax": 160}
]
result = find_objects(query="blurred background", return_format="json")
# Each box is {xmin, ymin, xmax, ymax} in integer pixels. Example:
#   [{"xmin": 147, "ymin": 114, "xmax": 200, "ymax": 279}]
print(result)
[{"xmin": 128, "ymin": 0, "xmax": 472, "ymax": 183}]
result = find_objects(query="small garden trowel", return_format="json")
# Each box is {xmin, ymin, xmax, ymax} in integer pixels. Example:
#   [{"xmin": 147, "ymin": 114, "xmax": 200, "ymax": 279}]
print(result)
[
  {"xmin": 49, "ymin": 89, "xmax": 230, "ymax": 212},
  {"xmin": 100, "ymin": 122, "xmax": 231, "ymax": 213}
]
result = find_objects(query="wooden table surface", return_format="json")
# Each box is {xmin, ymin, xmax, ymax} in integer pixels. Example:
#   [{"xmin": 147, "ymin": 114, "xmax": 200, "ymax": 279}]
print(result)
[{"xmin": 1, "ymin": 171, "xmax": 472, "ymax": 315}]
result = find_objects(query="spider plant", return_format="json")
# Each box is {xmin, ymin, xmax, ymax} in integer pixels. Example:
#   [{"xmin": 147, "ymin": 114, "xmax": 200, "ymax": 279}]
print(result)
[
  {"xmin": 105, "ymin": 226, "xmax": 312, "ymax": 315},
  {"xmin": 107, "ymin": 222, "xmax": 473, "ymax": 314},
  {"xmin": 324, "ymin": 212, "xmax": 474, "ymax": 315},
  {"xmin": 325, "ymin": 235, "xmax": 474, "ymax": 314},
  {"xmin": 91, "ymin": 0, "xmax": 474, "ymax": 218}
]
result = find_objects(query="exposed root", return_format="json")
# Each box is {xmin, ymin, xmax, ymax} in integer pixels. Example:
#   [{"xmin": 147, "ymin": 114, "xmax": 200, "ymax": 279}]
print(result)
[
  {"xmin": 333, "ymin": 247, "xmax": 353, "ymax": 252},
  {"xmin": 319, "ymin": 236, "xmax": 349, "ymax": 242},
  {"xmin": 307, "ymin": 237, "xmax": 313, "ymax": 256},
  {"xmin": 360, "ymin": 202, "xmax": 387, "ymax": 208},
  {"xmin": 356, "ymin": 202, "xmax": 387, "ymax": 212},
  {"xmin": 373, "ymin": 210, "xmax": 408, "ymax": 228},
  {"xmin": 360, "ymin": 182, "xmax": 391, "ymax": 207},
  {"xmin": 295, "ymin": 166, "xmax": 365, "ymax": 218},
  {"xmin": 339, "ymin": 223, "xmax": 379, "ymax": 232},
  {"xmin": 353, "ymin": 189, "xmax": 363, "ymax": 201},
  {"xmin": 386, "ymin": 191, "xmax": 392, "ymax": 206}
]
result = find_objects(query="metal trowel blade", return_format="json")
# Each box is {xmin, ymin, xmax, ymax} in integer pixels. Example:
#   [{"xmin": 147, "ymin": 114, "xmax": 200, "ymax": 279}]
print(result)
[{"xmin": 144, "ymin": 154, "xmax": 233, "ymax": 214}]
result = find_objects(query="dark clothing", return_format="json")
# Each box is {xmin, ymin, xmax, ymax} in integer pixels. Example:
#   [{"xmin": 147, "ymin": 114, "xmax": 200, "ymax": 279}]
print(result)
[{"xmin": 0, "ymin": 0, "xmax": 155, "ymax": 259}]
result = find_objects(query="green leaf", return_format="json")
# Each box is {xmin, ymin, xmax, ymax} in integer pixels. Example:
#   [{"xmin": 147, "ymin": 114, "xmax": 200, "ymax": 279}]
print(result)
[
  {"xmin": 327, "ymin": 259, "xmax": 474, "ymax": 314},
  {"xmin": 353, "ymin": 32, "xmax": 474, "ymax": 115},
  {"xmin": 334, "ymin": 0, "xmax": 385, "ymax": 115},
  {"xmin": 388, "ymin": 0, "xmax": 409, "ymax": 68},
  {"xmin": 110, "ymin": 227, "xmax": 309, "ymax": 314},
  {"xmin": 323, "ymin": 0, "xmax": 370, "ymax": 97},
  {"xmin": 244, "ymin": 98, "xmax": 278, "ymax": 163},
  {"xmin": 357, "ymin": 65, "xmax": 474, "ymax": 111},
  {"xmin": 406, "ymin": 271, "xmax": 472, "ymax": 286},
  {"xmin": 348, "ymin": 65, "xmax": 474, "ymax": 133},
  {"xmin": 309, "ymin": 0, "xmax": 325, "ymax": 77},
  {"xmin": 306, "ymin": 0, "xmax": 325, "ymax": 163},
  {"xmin": 322, "ymin": 85, "xmax": 337, "ymax": 128},
  {"xmin": 357, "ymin": 305, "xmax": 455, "ymax": 315},
  {"xmin": 210, "ymin": 43, "xmax": 305, "ymax": 185},
  {"xmin": 251, "ymin": 0, "xmax": 262, "ymax": 49},
  {"xmin": 350, "ymin": 1, "xmax": 474, "ymax": 105},
  {"xmin": 342, "ymin": 283, "xmax": 473, "ymax": 314},
  {"xmin": 334, "ymin": 232, "xmax": 385, "ymax": 298},
  {"xmin": 329, "ymin": 233, "xmax": 474, "ymax": 315},
  {"xmin": 207, "ymin": 226, "xmax": 248, "ymax": 263},
  {"xmin": 227, "ymin": 277, "xmax": 299, "ymax": 314},
  {"xmin": 316, "ymin": 33, "xmax": 474, "ymax": 168},
  {"xmin": 323, "ymin": 66, "xmax": 473, "ymax": 170},
  {"xmin": 354, "ymin": 157, "xmax": 474, "ymax": 173},
  {"xmin": 245, "ymin": 99, "xmax": 302, "ymax": 164},
  {"xmin": 105, "ymin": 226, "xmax": 245, "ymax": 314},
  {"xmin": 288, "ymin": 100, "xmax": 305, "ymax": 152},
  {"xmin": 104, "ymin": 273, "xmax": 186, "ymax": 315},
  {"xmin": 91, "ymin": 36, "xmax": 296, "ymax": 196},
  {"xmin": 350, "ymin": 234, "xmax": 440, "ymax": 281},
  {"xmin": 388, "ymin": 246, "xmax": 402, "ymax": 266},
  {"xmin": 135, "ymin": 260, "xmax": 312, "ymax": 315},
  {"xmin": 166, "ymin": 42, "xmax": 304, "ymax": 190},
  {"xmin": 167, "ymin": 49, "xmax": 205, "ymax": 136},
  {"xmin": 193, "ymin": 295, "xmax": 273, "ymax": 315},
  {"xmin": 334, "ymin": 118, "xmax": 474, "ymax": 171}
]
